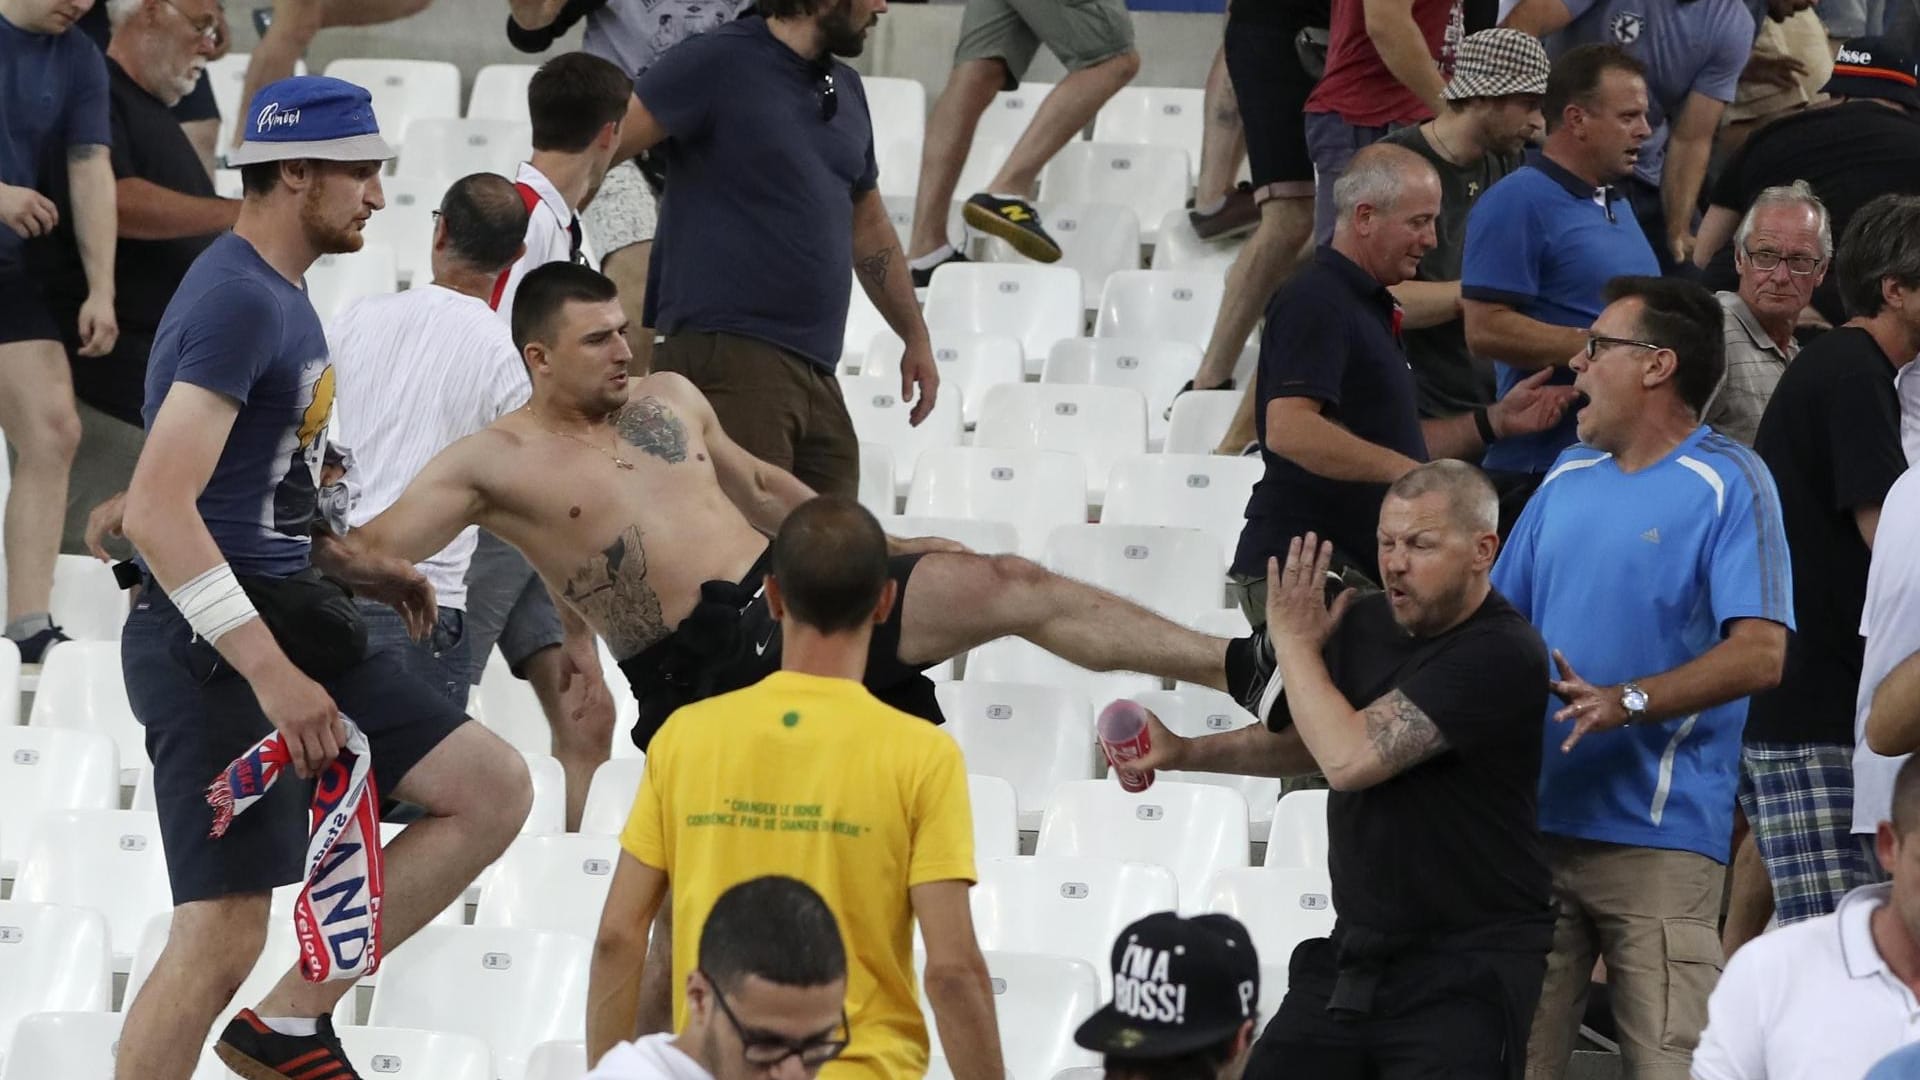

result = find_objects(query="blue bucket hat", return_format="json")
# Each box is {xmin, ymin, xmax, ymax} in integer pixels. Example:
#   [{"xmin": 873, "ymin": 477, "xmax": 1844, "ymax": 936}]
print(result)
[{"xmin": 228, "ymin": 75, "xmax": 396, "ymax": 167}]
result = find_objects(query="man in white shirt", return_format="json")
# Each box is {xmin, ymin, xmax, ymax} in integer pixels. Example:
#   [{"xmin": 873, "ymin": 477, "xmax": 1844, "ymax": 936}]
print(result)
[
  {"xmin": 328, "ymin": 172, "xmax": 546, "ymax": 707},
  {"xmin": 589, "ymin": 875, "xmax": 850, "ymax": 1080},
  {"xmin": 1853, "ymin": 460, "xmax": 1920, "ymax": 859},
  {"xmin": 1692, "ymin": 755, "xmax": 1920, "ymax": 1080}
]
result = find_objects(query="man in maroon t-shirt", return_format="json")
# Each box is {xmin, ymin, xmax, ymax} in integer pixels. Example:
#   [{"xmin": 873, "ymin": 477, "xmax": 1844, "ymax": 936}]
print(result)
[{"xmin": 1305, "ymin": 0, "xmax": 1469, "ymax": 241}]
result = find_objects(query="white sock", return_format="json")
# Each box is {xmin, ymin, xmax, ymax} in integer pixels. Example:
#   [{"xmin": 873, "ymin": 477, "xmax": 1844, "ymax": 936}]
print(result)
[
  {"xmin": 909, "ymin": 244, "xmax": 955, "ymax": 271},
  {"xmin": 257, "ymin": 1016, "xmax": 320, "ymax": 1037},
  {"xmin": 989, "ymin": 192, "xmax": 1029, "ymax": 203}
]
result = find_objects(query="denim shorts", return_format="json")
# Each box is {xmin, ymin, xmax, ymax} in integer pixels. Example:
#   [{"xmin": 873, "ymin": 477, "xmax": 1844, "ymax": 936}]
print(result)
[{"xmin": 357, "ymin": 599, "xmax": 473, "ymax": 710}]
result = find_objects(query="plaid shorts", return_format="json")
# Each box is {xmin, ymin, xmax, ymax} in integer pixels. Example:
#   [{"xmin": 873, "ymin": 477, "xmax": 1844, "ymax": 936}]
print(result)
[{"xmin": 1739, "ymin": 742, "xmax": 1886, "ymax": 926}]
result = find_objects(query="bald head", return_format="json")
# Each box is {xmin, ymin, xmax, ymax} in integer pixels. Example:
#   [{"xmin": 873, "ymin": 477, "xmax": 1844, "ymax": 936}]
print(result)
[
  {"xmin": 1386, "ymin": 460, "xmax": 1500, "ymax": 537},
  {"xmin": 1333, "ymin": 143, "xmax": 1438, "ymax": 223}
]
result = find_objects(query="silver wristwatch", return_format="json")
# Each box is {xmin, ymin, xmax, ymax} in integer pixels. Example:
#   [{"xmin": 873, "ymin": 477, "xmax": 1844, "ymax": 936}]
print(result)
[{"xmin": 1621, "ymin": 682, "xmax": 1650, "ymax": 722}]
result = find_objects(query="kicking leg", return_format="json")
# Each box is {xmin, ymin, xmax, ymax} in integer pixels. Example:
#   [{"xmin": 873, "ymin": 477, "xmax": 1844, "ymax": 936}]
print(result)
[
  {"xmin": 983, "ymin": 49, "xmax": 1140, "ymax": 199},
  {"xmin": 527, "ymin": 642, "xmax": 612, "ymax": 832},
  {"xmin": 907, "ymin": 58, "xmax": 1005, "ymax": 260},
  {"xmin": 896, "ymin": 552, "xmax": 1231, "ymax": 690},
  {"xmin": 116, "ymin": 894, "xmax": 271, "ymax": 1080}
]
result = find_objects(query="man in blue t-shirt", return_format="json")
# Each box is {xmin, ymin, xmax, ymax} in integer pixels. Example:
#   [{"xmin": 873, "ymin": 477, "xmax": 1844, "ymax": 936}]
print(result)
[
  {"xmin": 0, "ymin": 0, "xmax": 119, "ymax": 663},
  {"xmin": 114, "ymin": 76, "xmax": 532, "ymax": 1080},
  {"xmin": 1491, "ymin": 277, "xmax": 1792, "ymax": 1080},
  {"xmin": 614, "ymin": 0, "xmax": 937, "ymax": 501},
  {"xmin": 1502, "ymin": 0, "xmax": 1755, "ymax": 269},
  {"xmin": 1461, "ymin": 44, "xmax": 1659, "ymax": 531}
]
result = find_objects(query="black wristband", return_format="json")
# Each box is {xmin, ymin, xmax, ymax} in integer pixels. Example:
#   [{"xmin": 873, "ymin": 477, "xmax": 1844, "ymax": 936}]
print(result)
[{"xmin": 1473, "ymin": 406, "xmax": 1497, "ymax": 444}]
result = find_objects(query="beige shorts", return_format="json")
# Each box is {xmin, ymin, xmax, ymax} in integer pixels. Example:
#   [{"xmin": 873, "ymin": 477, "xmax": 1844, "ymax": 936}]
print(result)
[
  {"xmin": 954, "ymin": 0, "xmax": 1134, "ymax": 87},
  {"xmin": 582, "ymin": 159, "xmax": 657, "ymax": 259}
]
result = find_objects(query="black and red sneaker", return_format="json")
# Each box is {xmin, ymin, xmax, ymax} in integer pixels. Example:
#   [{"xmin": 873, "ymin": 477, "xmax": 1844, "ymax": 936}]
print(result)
[{"xmin": 214, "ymin": 1009, "xmax": 363, "ymax": 1080}]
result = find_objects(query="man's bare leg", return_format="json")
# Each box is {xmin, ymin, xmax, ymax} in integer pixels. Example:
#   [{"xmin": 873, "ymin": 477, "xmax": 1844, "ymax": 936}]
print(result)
[
  {"xmin": 896, "ymin": 553, "xmax": 1231, "ymax": 690},
  {"xmin": 601, "ymin": 241, "xmax": 654, "ymax": 376},
  {"xmin": 906, "ymin": 58, "xmax": 1005, "ymax": 260},
  {"xmin": 233, "ymin": 0, "xmax": 434, "ymax": 150},
  {"xmin": 983, "ymin": 49, "xmax": 1141, "ymax": 200},
  {"xmin": 0, "ymin": 341, "xmax": 82, "ymax": 639},
  {"xmin": 1193, "ymin": 45, "xmax": 1245, "ymax": 211},
  {"xmin": 1190, "ymin": 195, "xmax": 1313, "ymax": 393},
  {"xmin": 1723, "ymin": 814, "xmax": 1773, "ymax": 959},
  {"xmin": 525, "ymin": 644, "xmax": 610, "ymax": 832},
  {"xmin": 115, "ymin": 894, "xmax": 272, "ymax": 1079},
  {"xmin": 251, "ymin": 722, "xmax": 531, "ymax": 1018}
]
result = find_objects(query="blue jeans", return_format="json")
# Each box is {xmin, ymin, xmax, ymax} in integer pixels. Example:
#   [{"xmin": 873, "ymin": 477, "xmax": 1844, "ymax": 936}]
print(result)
[{"xmin": 357, "ymin": 599, "xmax": 473, "ymax": 710}]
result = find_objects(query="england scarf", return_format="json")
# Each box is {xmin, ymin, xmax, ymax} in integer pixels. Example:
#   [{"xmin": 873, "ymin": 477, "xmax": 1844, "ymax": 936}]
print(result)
[{"xmin": 206, "ymin": 719, "xmax": 385, "ymax": 982}]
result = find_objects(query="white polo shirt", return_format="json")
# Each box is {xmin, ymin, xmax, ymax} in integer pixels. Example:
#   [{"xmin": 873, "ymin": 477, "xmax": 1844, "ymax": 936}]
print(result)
[
  {"xmin": 585, "ymin": 1034, "xmax": 712, "ymax": 1080},
  {"xmin": 491, "ymin": 161, "xmax": 581, "ymax": 323},
  {"xmin": 1693, "ymin": 884, "xmax": 1920, "ymax": 1080},
  {"xmin": 1854, "ymin": 466, "xmax": 1920, "ymax": 836},
  {"xmin": 328, "ymin": 284, "xmax": 530, "ymax": 611}
]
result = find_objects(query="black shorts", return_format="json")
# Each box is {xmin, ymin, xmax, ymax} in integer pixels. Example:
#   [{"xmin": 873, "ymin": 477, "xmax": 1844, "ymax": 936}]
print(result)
[
  {"xmin": 1224, "ymin": 13, "xmax": 1320, "ymax": 197},
  {"xmin": 122, "ymin": 586, "xmax": 470, "ymax": 905},
  {"xmin": 617, "ymin": 550, "xmax": 943, "ymax": 752},
  {"xmin": 171, "ymin": 68, "xmax": 219, "ymax": 123},
  {"xmin": 0, "ymin": 253, "xmax": 60, "ymax": 346}
]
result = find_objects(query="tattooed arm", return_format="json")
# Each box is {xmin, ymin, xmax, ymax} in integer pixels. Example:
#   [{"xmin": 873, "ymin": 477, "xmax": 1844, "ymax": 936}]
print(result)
[
  {"xmin": 646, "ymin": 373, "xmax": 815, "ymax": 535},
  {"xmin": 851, "ymin": 187, "xmax": 939, "ymax": 425},
  {"xmin": 1272, "ymin": 628, "xmax": 1452, "ymax": 792}
]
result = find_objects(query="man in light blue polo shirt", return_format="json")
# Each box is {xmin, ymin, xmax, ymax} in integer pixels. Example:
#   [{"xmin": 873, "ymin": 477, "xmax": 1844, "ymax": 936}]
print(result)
[
  {"xmin": 1493, "ymin": 277, "xmax": 1791, "ymax": 1080},
  {"xmin": 1461, "ymin": 44, "xmax": 1659, "ymax": 530}
]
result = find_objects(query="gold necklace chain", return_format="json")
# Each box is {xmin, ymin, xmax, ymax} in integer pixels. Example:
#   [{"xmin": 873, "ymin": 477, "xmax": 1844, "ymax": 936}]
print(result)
[{"xmin": 526, "ymin": 405, "xmax": 635, "ymax": 470}]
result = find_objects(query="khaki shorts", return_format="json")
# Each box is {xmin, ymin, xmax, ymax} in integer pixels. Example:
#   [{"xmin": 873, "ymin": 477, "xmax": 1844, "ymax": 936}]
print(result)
[
  {"xmin": 652, "ymin": 331, "xmax": 859, "ymax": 499},
  {"xmin": 1525, "ymin": 837, "xmax": 1726, "ymax": 1080},
  {"xmin": 954, "ymin": 0, "xmax": 1134, "ymax": 87}
]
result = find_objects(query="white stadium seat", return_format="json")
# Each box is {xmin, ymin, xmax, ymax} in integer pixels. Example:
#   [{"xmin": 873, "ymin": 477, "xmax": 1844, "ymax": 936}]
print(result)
[
  {"xmin": 968, "ymin": 774, "xmax": 1020, "ymax": 860},
  {"xmin": 51, "ymin": 554, "xmax": 127, "ymax": 641},
  {"xmin": 921, "ymin": 263, "xmax": 1083, "ymax": 375},
  {"xmin": 1095, "ymin": 270, "xmax": 1225, "ymax": 350},
  {"xmin": 858, "ymin": 442, "xmax": 897, "ymax": 517},
  {"xmin": 1041, "ymin": 523, "xmax": 1224, "ymax": 625},
  {"xmin": 475, "ymin": 653, "xmax": 552, "ymax": 758},
  {"xmin": 979, "ymin": 201, "xmax": 1141, "ymax": 311},
  {"xmin": 1091, "ymin": 86, "xmax": 1207, "ymax": 179},
  {"xmin": 0, "ymin": 639, "xmax": 16, "ymax": 727},
  {"xmin": 467, "ymin": 63, "xmax": 539, "ymax": 123},
  {"xmin": 1204, "ymin": 866, "xmax": 1337, "ymax": 992},
  {"xmin": 1163, "ymin": 389, "xmax": 1241, "ymax": 455},
  {"xmin": 879, "ymin": 514, "xmax": 1021, "ymax": 558},
  {"xmin": 28, "ymin": 641, "xmax": 146, "ymax": 779},
  {"xmin": 368, "ymin": 926, "xmax": 592, "ymax": 1080},
  {"xmin": 964, "ymin": 637, "xmax": 1160, "ymax": 718},
  {"xmin": 322, "ymin": 59, "xmax": 462, "ymax": 148},
  {"xmin": 838, "ymin": 374, "xmax": 964, "ymax": 495},
  {"xmin": 864, "ymin": 76, "xmax": 926, "ymax": 198},
  {"xmin": 474, "ymin": 833, "xmax": 620, "ymax": 937},
  {"xmin": 923, "ymin": 951, "xmax": 1100, "ymax": 1077},
  {"xmin": 843, "ymin": 272, "xmax": 890, "ymax": 364},
  {"xmin": 1042, "ymin": 338, "xmax": 1201, "ymax": 447},
  {"xmin": 12, "ymin": 810, "xmax": 170, "ymax": 969},
  {"xmin": 0, "ymin": 727, "xmax": 118, "ymax": 878},
  {"xmin": 0, "ymin": 1010, "xmax": 122, "ymax": 1080},
  {"xmin": 971, "ymin": 855, "xmax": 1178, "ymax": 975},
  {"xmin": 955, "ymin": 82, "xmax": 1054, "ymax": 196},
  {"xmin": 1151, "ymin": 208, "xmax": 1245, "ymax": 276},
  {"xmin": 1188, "ymin": 607, "xmax": 1252, "ymax": 640},
  {"xmin": 0, "ymin": 903, "xmax": 112, "ymax": 1058},
  {"xmin": 337, "ymin": 1026, "xmax": 493, "ymax": 1080},
  {"xmin": 1265, "ymin": 789, "xmax": 1330, "ymax": 871},
  {"xmin": 579, "ymin": 755, "xmax": 646, "ymax": 837},
  {"xmin": 906, "ymin": 446, "xmax": 1087, "ymax": 559},
  {"xmin": 974, "ymin": 383, "xmax": 1148, "ymax": 504},
  {"xmin": 863, "ymin": 330, "xmax": 1024, "ymax": 428},
  {"xmin": 358, "ymin": 174, "xmax": 442, "ymax": 287},
  {"xmin": 396, "ymin": 117, "xmax": 532, "ymax": 185},
  {"xmin": 309, "ymin": 245, "xmax": 399, "ymax": 321},
  {"xmin": 935, "ymin": 681, "xmax": 1093, "ymax": 831},
  {"xmin": 524, "ymin": 753, "xmax": 567, "ymax": 835},
  {"xmin": 1040, "ymin": 143, "xmax": 1190, "ymax": 246},
  {"xmin": 1037, "ymin": 780, "xmax": 1250, "ymax": 912},
  {"xmin": 524, "ymin": 1039, "xmax": 589, "ymax": 1080},
  {"xmin": 124, "ymin": 908, "xmax": 359, "ymax": 1028},
  {"xmin": 1131, "ymin": 688, "xmax": 1281, "ymax": 841},
  {"xmin": 1103, "ymin": 453, "xmax": 1262, "ymax": 561}
]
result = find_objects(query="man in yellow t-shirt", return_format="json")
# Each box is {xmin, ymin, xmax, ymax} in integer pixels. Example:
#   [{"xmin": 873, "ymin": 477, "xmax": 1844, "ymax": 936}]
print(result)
[{"xmin": 586, "ymin": 496, "xmax": 1005, "ymax": 1080}]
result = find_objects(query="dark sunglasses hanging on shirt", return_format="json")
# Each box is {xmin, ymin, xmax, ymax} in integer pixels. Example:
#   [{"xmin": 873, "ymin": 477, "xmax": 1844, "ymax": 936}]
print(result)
[{"xmin": 815, "ymin": 67, "xmax": 838, "ymax": 122}]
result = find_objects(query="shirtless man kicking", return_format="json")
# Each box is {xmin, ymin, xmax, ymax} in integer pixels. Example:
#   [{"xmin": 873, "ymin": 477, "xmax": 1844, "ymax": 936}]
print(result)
[{"xmin": 352, "ymin": 262, "xmax": 1280, "ymax": 750}]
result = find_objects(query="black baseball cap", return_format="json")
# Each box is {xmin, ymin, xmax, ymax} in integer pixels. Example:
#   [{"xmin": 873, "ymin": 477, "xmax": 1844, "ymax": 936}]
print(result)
[
  {"xmin": 1073, "ymin": 912, "xmax": 1262, "ymax": 1060},
  {"xmin": 1824, "ymin": 38, "xmax": 1920, "ymax": 110}
]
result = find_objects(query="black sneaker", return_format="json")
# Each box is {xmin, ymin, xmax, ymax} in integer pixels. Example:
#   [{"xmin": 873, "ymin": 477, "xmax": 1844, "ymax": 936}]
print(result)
[
  {"xmin": 1232, "ymin": 627, "xmax": 1282, "ymax": 724},
  {"xmin": 215, "ymin": 1009, "xmax": 364, "ymax": 1080},
  {"xmin": 962, "ymin": 193, "xmax": 1062, "ymax": 263},
  {"xmin": 12, "ymin": 625, "xmax": 69, "ymax": 665},
  {"xmin": 1189, "ymin": 183, "xmax": 1260, "ymax": 241},
  {"xmin": 911, "ymin": 249, "xmax": 972, "ymax": 289}
]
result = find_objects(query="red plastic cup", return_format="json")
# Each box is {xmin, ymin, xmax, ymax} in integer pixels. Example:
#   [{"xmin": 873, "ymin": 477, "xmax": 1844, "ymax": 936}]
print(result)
[{"xmin": 1098, "ymin": 699, "xmax": 1156, "ymax": 793}]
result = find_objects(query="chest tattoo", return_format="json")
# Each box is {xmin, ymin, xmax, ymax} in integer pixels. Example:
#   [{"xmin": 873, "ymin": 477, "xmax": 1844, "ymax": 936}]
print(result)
[{"xmin": 615, "ymin": 397, "xmax": 689, "ymax": 465}]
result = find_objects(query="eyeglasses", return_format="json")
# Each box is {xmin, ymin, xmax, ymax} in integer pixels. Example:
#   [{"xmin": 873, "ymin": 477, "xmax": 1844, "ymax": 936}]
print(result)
[
  {"xmin": 1584, "ymin": 333, "xmax": 1665, "ymax": 362},
  {"xmin": 1742, "ymin": 245, "xmax": 1823, "ymax": 276},
  {"xmin": 157, "ymin": 0, "xmax": 220, "ymax": 43},
  {"xmin": 816, "ymin": 70, "xmax": 838, "ymax": 123},
  {"xmin": 703, "ymin": 973, "xmax": 850, "ymax": 1067}
]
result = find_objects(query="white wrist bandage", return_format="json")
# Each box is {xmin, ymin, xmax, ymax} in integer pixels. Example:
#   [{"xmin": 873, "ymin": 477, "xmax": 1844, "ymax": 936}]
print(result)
[{"xmin": 173, "ymin": 563, "xmax": 261, "ymax": 644}]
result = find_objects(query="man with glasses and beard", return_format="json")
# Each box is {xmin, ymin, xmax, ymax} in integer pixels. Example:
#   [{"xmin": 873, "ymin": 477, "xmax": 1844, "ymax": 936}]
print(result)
[
  {"xmin": 588, "ymin": 875, "xmax": 855, "ymax": 1080},
  {"xmin": 608, "ymin": 0, "xmax": 938, "ymax": 500}
]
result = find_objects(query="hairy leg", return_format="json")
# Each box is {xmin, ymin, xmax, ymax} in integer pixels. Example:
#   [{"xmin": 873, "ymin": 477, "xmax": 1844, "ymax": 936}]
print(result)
[
  {"xmin": 0, "ymin": 339, "xmax": 81, "ymax": 622},
  {"xmin": 986, "ymin": 49, "xmax": 1141, "ymax": 198},
  {"xmin": 908, "ymin": 59, "xmax": 1005, "ymax": 258},
  {"xmin": 116, "ymin": 893, "xmax": 271, "ymax": 1080},
  {"xmin": 1191, "ymin": 196, "xmax": 1313, "ymax": 390},
  {"xmin": 526, "ymin": 643, "xmax": 611, "ymax": 832},
  {"xmin": 1193, "ymin": 44, "xmax": 1245, "ymax": 210}
]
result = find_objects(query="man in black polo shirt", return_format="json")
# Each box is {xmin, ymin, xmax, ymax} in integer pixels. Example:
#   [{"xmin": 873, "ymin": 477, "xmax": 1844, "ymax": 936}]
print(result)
[
  {"xmin": 1695, "ymin": 38, "xmax": 1920, "ymax": 327},
  {"xmin": 34, "ymin": 0, "xmax": 236, "ymax": 557},
  {"xmin": 1228, "ymin": 142, "xmax": 1575, "ymax": 624},
  {"xmin": 1138, "ymin": 459, "xmax": 1553, "ymax": 1079}
]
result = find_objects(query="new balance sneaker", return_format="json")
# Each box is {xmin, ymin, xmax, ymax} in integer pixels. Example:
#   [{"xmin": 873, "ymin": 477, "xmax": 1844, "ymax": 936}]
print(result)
[
  {"xmin": 1189, "ymin": 183, "xmax": 1260, "ymax": 241},
  {"xmin": 911, "ymin": 248, "xmax": 972, "ymax": 289},
  {"xmin": 215, "ymin": 1010, "xmax": 363, "ymax": 1080},
  {"xmin": 962, "ymin": 193, "xmax": 1062, "ymax": 262},
  {"xmin": 11, "ymin": 624, "xmax": 69, "ymax": 665}
]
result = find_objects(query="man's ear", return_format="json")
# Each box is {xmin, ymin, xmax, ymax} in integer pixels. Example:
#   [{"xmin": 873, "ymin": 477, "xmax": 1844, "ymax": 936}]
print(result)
[
  {"xmin": 871, "ymin": 578, "xmax": 898, "ymax": 625},
  {"xmin": 1642, "ymin": 345, "xmax": 1679, "ymax": 391},
  {"xmin": 766, "ymin": 573, "xmax": 788, "ymax": 621}
]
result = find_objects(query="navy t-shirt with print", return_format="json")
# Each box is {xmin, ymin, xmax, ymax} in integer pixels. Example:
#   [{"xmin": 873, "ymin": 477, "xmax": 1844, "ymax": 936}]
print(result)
[
  {"xmin": 636, "ymin": 15, "xmax": 878, "ymax": 371},
  {"xmin": 143, "ymin": 233, "xmax": 334, "ymax": 577},
  {"xmin": 0, "ymin": 11, "xmax": 108, "ymax": 261}
]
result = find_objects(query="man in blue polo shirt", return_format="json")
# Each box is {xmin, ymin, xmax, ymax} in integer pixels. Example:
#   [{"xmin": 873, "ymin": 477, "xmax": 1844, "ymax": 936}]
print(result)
[
  {"xmin": 1461, "ymin": 44, "xmax": 1659, "ymax": 531},
  {"xmin": 1492, "ymin": 277, "xmax": 1791, "ymax": 1080}
]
